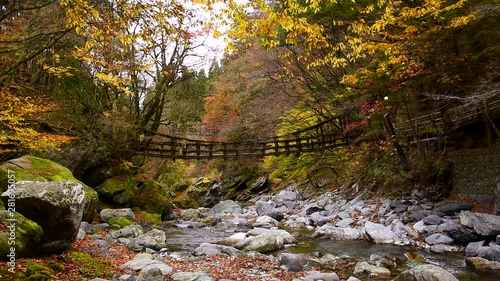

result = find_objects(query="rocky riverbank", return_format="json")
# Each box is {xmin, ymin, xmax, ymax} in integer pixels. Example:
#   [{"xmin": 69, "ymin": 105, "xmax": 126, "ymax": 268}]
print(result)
[{"xmin": 9, "ymin": 186, "xmax": 497, "ymax": 281}]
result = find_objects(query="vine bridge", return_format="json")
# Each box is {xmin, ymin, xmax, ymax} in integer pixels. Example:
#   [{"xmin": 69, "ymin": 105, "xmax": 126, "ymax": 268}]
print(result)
[{"xmin": 137, "ymin": 94, "xmax": 499, "ymax": 160}]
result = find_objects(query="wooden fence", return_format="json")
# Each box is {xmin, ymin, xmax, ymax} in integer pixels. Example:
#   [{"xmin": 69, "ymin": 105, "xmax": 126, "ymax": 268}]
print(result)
[{"xmin": 394, "ymin": 95, "xmax": 500, "ymax": 137}]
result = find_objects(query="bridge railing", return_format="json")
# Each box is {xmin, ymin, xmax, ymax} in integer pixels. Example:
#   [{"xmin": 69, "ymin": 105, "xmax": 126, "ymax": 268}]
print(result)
[{"xmin": 140, "ymin": 132, "xmax": 347, "ymax": 159}]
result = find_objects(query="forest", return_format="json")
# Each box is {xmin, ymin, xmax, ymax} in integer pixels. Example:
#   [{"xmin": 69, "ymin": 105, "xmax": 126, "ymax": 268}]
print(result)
[{"xmin": 1, "ymin": 0, "xmax": 499, "ymax": 192}]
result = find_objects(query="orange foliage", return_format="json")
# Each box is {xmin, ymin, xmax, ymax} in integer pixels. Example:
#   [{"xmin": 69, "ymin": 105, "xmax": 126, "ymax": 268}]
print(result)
[{"xmin": 0, "ymin": 88, "xmax": 76, "ymax": 156}]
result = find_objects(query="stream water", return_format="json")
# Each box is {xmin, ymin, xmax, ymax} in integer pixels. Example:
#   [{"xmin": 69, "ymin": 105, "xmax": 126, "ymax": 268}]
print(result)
[{"xmin": 163, "ymin": 226, "xmax": 499, "ymax": 281}]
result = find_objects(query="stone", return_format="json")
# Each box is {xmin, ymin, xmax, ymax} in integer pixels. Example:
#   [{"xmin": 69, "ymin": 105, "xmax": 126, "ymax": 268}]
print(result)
[
  {"xmin": 208, "ymin": 200, "xmax": 242, "ymax": 215},
  {"xmin": 194, "ymin": 243, "xmax": 242, "ymax": 257},
  {"xmin": 466, "ymin": 257, "xmax": 500, "ymax": 273},
  {"xmin": 477, "ymin": 245, "xmax": 500, "ymax": 261},
  {"xmin": 171, "ymin": 272, "xmax": 215, "ymax": 281},
  {"xmin": 256, "ymin": 200, "xmax": 274, "ymax": 216},
  {"xmin": 95, "ymin": 175, "xmax": 135, "ymax": 206},
  {"xmin": 433, "ymin": 201, "xmax": 473, "ymax": 216},
  {"xmin": 353, "ymin": 261, "xmax": 391, "ymax": 276},
  {"xmin": 305, "ymin": 204, "xmax": 324, "ymax": 215},
  {"xmin": 121, "ymin": 253, "xmax": 173, "ymax": 275},
  {"xmin": 312, "ymin": 225, "xmax": 363, "ymax": 240},
  {"xmin": 0, "ymin": 210, "xmax": 43, "ymax": 259},
  {"xmin": 364, "ymin": 221, "xmax": 396, "ymax": 244},
  {"xmin": 346, "ymin": 277, "xmax": 361, "ymax": 281},
  {"xmin": 336, "ymin": 218, "xmax": 354, "ymax": 228},
  {"xmin": 235, "ymin": 232, "xmax": 278, "ymax": 253},
  {"xmin": 218, "ymin": 232, "xmax": 248, "ymax": 247},
  {"xmin": 298, "ymin": 271, "xmax": 340, "ymax": 281},
  {"xmin": 309, "ymin": 213, "xmax": 334, "ymax": 226},
  {"xmin": 422, "ymin": 215, "xmax": 444, "ymax": 225},
  {"xmin": 100, "ymin": 208, "xmax": 135, "ymax": 222},
  {"xmin": 459, "ymin": 211, "xmax": 500, "ymax": 236},
  {"xmin": 253, "ymin": 215, "xmax": 279, "ymax": 228},
  {"xmin": 430, "ymin": 244, "xmax": 462, "ymax": 253},
  {"xmin": 137, "ymin": 267, "xmax": 164, "ymax": 281},
  {"xmin": 1, "ymin": 181, "xmax": 85, "ymax": 243},
  {"xmin": 425, "ymin": 233, "xmax": 454, "ymax": 245},
  {"xmin": 438, "ymin": 221, "xmax": 481, "ymax": 244},
  {"xmin": 181, "ymin": 209, "xmax": 205, "ymax": 221},
  {"xmin": 465, "ymin": 240, "xmax": 487, "ymax": 256},
  {"xmin": 247, "ymin": 228, "xmax": 296, "ymax": 244},
  {"xmin": 279, "ymin": 253, "xmax": 322, "ymax": 272},
  {"xmin": 0, "ymin": 155, "xmax": 98, "ymax": 222},
  {"xmin": 111, "ymin": 225, "xmax": 144, "ymax": 239},
  {"xmin": 127, "ymin": 229, "xmax": 167, "ymax": 252},
  {"xmin": 393, "ymin": 264, "xmax": 458, "ymax": 281}
]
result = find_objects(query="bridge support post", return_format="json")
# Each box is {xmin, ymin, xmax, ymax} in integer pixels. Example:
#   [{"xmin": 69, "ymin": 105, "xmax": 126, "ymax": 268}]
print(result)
[{"xmin": 383, "ymin": 114, "xmax": 411, "ymax": 171}]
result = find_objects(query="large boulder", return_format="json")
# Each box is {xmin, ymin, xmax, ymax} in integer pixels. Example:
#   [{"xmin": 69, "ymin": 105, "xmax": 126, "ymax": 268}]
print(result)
[
  {"xmin": 95, "ymin": 175, "xmax": 136, "ymax": 205},
  {"xmin": 393, "ymin": 264, "xmax": 458, "ymax": 281},
  {"xmin": 0, "ymin": 155, "xmax": 98, "ymax": 222},
  {"xmin": 433, "ymin": 201, "xmax": 473, "ymax": 216},
  {"xmin": 0, "ymin": 210, "xmax": 43, "ymax": 260},
  {"xmin": 364, "ymin": 221, "xmax": 396, "ymax": 244},
  {"xmin": 1, "ymin": 181, "xmax": 85, "ymax": 244},
  {"xmin": 235, "ymin": 232, "xmax": 279, "ymax": 253},
  {"xmin": 459, "ymin": 211, "xmax": 500, "ymax": 236},
  {"xmin": 312, "ymin": 225, "xmax": 363, "ymax": 240},
  {"xmin": 129, "ymin": 180, "xmax": 172, "ymax": 221},
  {"xmin": 208, "ymin": 200, "xmax": 242, "ymax": 216}
]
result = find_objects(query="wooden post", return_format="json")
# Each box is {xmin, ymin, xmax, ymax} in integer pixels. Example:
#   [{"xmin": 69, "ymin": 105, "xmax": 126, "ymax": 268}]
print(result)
[{"xmin": 383, "ymin": 113, "xmax": 411, "ymax": 171}]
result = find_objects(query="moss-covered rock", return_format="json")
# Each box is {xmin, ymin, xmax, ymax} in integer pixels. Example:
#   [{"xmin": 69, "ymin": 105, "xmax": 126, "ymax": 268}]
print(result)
[
  {"xmin": 107, "ymin": 217, "xmax": 133, "ymax": 228},
  {"xmin": 0, "ymin": 155, "xmax": 98, "ymax": 222},
  {"xmin": 0, "ymin": 210, "xmax": 43, "ymax": 260},
  {"xmin": 133, "ymin": 209, "xmax": 162, "ymax": 228},
  {"xmin": 95, "ymin": 174, "xmax": 136, "ymax": 205},
  {"xmin": 130, "ymin": 180, "xmax": 172, "ymax": 221},
  {"xmin": 67, "ymin": 251, "xmax": 114, "ymax": 278}
]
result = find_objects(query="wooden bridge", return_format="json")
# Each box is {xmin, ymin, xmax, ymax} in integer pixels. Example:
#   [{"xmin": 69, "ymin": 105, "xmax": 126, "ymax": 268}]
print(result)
[
  {"xmin": 138, "ymin": 117, "xmax": 349, "ymax": 159},
  {"xmin": 137, "ymin": 93, "xmax": 499, "ymax": 159}
]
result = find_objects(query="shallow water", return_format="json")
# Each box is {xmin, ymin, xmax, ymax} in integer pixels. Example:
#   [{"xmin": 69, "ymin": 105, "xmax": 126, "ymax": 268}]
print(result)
[{"xmin": 164, "ymin": 226, "xmax": 499, "ymax": 281}]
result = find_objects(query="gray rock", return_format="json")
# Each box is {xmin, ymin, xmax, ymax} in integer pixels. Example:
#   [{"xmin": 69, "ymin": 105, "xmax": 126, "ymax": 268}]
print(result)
[
  {"xmin": 111, "ymin": 225, "xmax": 144, "ymax": 239},
  {"xmin": 256, "ymin": 200, "xmax": 273, "ymax": 216},
  {"xmin": 279, "ymin": 253, "xmax": 322, "ymax": 272},
  {"xmin": 1, "ymin": 181, "xmax": 85, "ymax": 243},
  {"xmin": 423, "ymin": 215, "xmax": 444, "ymax": 225},
  {"xmin": 171, "ymin": 272, "xmax": 215, "ymax": 281},
  {"xmin": 346, "ymin": 277, "xmax": 361, "ymax": 281},
  {"xmin": 121, "ymin": 253, "xmax": 172, "ymax": 273},
  {"xmin": 76, "ymin": 228, "xmax": 86, "ymax": 241},
  {"xmin": 312, "ymin": 225, "xmax": 362, "ymax": 240},
  {"xmin": 364, "ymin": 221, "xmax": 396, "ymax": 244},
  {"xmin": 425, "ymin": 233, "xmax": 454, "ymax": 245},
  {"xmin": 218, "ymin": 232, "xmax": 248, "ymax": 247},
  {"xmin": 353, "ymin": 261, "xmax": 391, "ymax": 276},
  {"xmin": 430, "ymin": 244, "xmax": 462, "ymax": 253},
  {"xmin": 194, "ymin": 243, "xmax": 242, "ymax": 257},
  {"xmin": 393, "ymin": 264, "xmax": 458, "ymax": 281},
  {"xmin": 235, "ymin": 232, "xmax": 278, "ymax": 253},
  {"xmin": 128, "ymin": 229, "xmax": 167, "ymax": 252},
  {"xmin": 180, "ymin": 209, "xmax": 205, "ymax": 221},
  {"xmin": 336, "ymin": 218, "xmax": 354, "ymax": 228},
  {"xmin": 477, "ymin": 244, "xmax": 500, "ymax": 262},
  {"xmin": 309, "ymin": 212, "xmax": 334, "ymax": 226},
  {"xmin": 208, "ymin": 200, "xmax": 242, "ymax": 215},
  {"xmin": 438, "ymin": 221, "xmax": 481, "ymax": 244},
  {"xmin": 465, "ymin": 240, "xmax": 487, "ymax": 256},
  {"xmin": 137, "ymin": 267, "xmax": 164, "ymax": 281},
  {"xmin": 298, "ymin": 271, "xmax": 340, "ymax": 281},
  {"xmin": 459, "ymin": 211, "xmax": 500, "ymax": 236},
  {"xmin": 247, "ymin": 228, "xmax": 297, "ymax": 244},
  {"xmin": 253, "ymin": 215, "xmax": 279, "ymax": 228},
  {"xmin": 433, "ymin": 201, "xmax": 473, "ymax": 215},
  {"xmin": 100, "ymin": 208, "xmax": 135, "ymax": 222}
]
